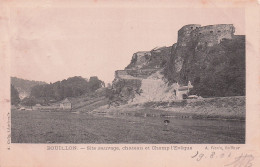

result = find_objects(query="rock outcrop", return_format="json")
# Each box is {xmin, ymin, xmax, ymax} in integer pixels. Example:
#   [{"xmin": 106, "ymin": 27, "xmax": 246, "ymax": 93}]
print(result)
[
  {"xmin": 125, "ymin": 46, "xmax": 171, "ymax": 70},
  {"xmin": 164, "ymin": 24, "xmax": 245, "ymax": 97},
  {"xmin": 111, "ymin": 24, "xmax": 245, "ymax": 104},
  {"xmin": 111, "ymin": 46, "xmax": 172, "ymax": 104}
]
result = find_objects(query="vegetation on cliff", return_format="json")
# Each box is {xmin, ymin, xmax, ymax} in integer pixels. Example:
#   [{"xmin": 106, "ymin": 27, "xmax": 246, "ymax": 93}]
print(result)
[
  {"xmin": 165, "ymin": 35, "xmax": 245, "ymax": 97},
  {"xmin": 114, "ymin": 25, "xmax": 245, "ymax": 101}
]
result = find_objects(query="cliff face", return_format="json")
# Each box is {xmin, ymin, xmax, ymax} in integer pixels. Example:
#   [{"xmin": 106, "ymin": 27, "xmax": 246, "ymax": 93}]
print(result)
[
  {"xmin": 126, "ymin": 46, "xmax": 171, "ymax": 70},
  {"xmin": 110, "ymin": 47, "xmax": 172, "ymax": 104},
  {"xmin": 114, "ymin": 46, "xmax": 171, "ymax": 79},
  {"xmin": 111, "ymin": 24, "xmax": 245, "ymax": 104},
  {"xmin": 164, "ymin": 24, "xmax": 245, "ymax": 97}
]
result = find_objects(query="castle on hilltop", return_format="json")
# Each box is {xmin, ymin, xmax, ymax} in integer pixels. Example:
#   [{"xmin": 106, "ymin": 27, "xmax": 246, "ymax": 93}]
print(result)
[
  {"xmin": 114, "ymin": 24, "xmax": 236, "ymax": 80},
  {"xmin": 177, "ymin": 24, "xmax": 235, "ymax": 47},
  {"xmin": 111, "ymin": 24, "xmax": 243, "ymax": 102}
]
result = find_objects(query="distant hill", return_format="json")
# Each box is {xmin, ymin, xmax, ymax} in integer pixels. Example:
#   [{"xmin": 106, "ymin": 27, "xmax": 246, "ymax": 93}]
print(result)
[
  {"xmin": 30, "ymin": 76, "xmax": 105, "ymax": 103},
  {"xmin": 11, "ymin": 77, "xmax": 47, "ymax": 99}
]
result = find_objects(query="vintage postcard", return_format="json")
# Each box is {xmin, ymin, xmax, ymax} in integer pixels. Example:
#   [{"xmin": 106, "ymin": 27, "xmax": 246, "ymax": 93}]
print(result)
[{"xmin": 0, "ymin": 0, "xmax": 259, "ymax": 166}]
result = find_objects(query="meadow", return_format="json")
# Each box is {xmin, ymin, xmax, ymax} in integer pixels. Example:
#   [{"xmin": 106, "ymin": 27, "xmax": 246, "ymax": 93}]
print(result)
[{"xmin": 11, "ymin": 108, "xmax": 245, "ymax": 144}]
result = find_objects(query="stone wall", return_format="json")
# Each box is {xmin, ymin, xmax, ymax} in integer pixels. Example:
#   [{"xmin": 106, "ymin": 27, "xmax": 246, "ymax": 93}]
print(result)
[
  {"xmin": 177, "ymin": 24, "xmax": 201, "ymax": 46},
  {"xmin": 191, "ymin": 24, "xmax": 235, "ymax": 46},
  {"xmin": 126, "ymin": 51, "xmax": 151, "ymax": 69},
  {"xmin": 127, "ymin": 69, "xmax": 158, "ymax": 78},
  {"xmin": 115, "ymin": 69, "xmax": 158, "ymax": 79},
  {"xmin": 115, "ymin": 70, "xmax": 128, "ymax": 78},
  {"xmin": 178, "ymin": 24, "xmax": 235, "ymax": 47},
  {"xmin": 166, "ymin": 24, "xmax": 237, "ymax": 82}
]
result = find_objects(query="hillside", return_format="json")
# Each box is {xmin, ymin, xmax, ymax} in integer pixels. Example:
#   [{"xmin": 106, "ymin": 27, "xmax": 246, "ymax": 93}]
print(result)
[
  {"xmin": 11, "ymin": 77, "xmax": 47, "ymax": 99},
  {"xmin": 110, "ymin": 46, "xmax": 172, "ymax": 105},
  {"xmin": 164, "ymin": 36, "xmax": 245, "ymax": 97},
  {"xmin": 109, "ymin": 24, "xmax": 245, "ymax": 104},
  {"xmin": 21, "ymin": 76, "xmax": 105, "ymax": 106}
]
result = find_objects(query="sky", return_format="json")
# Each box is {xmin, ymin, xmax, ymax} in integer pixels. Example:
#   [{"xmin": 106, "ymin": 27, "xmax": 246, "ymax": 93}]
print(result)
[{"xmin": 10, "ymin": 7, "xmax": 245, "ymax": 84}]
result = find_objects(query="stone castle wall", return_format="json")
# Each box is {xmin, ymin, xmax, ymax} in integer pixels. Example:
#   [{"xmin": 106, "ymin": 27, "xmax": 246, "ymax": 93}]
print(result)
[
  {"xmin": 132, "ymin": 51, "xmax": 152, "ymax": 68},
  {"xmin": 178, "ymin": 24, "xmax": 235, "ymax": 47},
  {"xmin": 177, "ymin": 24, "xmax": 201, "ymax": 46},
  {"xmin": 115, "ymin": 69, "xmax": 158, "ymax": 78},
  {"xmin": 115, "ymin": 70, "xmax": 128, "ymax": 78}
]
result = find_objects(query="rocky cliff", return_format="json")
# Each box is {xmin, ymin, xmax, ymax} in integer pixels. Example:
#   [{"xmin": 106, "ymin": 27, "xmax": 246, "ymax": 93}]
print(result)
[
  {"xmin": 125, "ymin": 46, "xmax": 171, "ymax": 70},
  {"xmin": 110, "ymin": 46, "xmax": 173, "ymax": 105},
  {"xmin": 111, "ymin": 24, "xmax": 245, "ymax": 104},
  {"xmin": 164, "ymin": 24, "xmax": 245, "ymax": 97}
]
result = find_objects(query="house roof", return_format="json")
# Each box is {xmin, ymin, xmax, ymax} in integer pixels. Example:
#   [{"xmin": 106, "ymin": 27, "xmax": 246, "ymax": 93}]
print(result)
[{"xmin": 61, "ymin": 98, "xmax": 71, "ymax": 103}]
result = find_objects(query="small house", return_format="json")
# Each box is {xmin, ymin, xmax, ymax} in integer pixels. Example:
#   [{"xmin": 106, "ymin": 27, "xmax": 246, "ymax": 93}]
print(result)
[
  {"xmin": 60, "ymin": 98, "xmax": 72, "ymax": 110},
  {"xmin": 174, "ymin": 81, "xmax": 193, "ymax": 100}
]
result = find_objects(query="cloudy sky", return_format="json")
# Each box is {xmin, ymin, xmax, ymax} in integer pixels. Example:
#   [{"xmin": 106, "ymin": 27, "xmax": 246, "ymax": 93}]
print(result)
[{"xmin": 10, "ymin": 7, "xmax": 245, "ymax": 84}]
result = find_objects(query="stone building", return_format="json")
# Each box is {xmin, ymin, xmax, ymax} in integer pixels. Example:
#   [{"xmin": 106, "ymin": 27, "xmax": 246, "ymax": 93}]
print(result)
[
  {"xmin": 177, "ymin": 24, "xmax": 235, "ymax": 47},
  {"xmin": 174, "ymin": 81, "xmax": 193, "ymax": 100}
]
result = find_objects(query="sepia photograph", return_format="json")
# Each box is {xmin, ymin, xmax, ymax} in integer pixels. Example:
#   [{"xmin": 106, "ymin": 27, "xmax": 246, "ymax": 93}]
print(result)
[
  {"xmin": 2, "ymin": 1, "xmax": 260, "ymax": 167},
  {"xmin": 8, "ymin": 7, "xmax": 246, "ymax": 144}
]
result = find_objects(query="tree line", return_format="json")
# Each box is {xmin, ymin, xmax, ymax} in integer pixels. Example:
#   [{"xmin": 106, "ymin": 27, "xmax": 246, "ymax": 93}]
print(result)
[{"xmin": 11, "ymin": 76, "xmax": 105, "ymax": 106}]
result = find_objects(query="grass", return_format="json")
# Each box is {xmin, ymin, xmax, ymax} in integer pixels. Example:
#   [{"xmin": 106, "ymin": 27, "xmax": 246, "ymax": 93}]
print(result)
[
  {"xmin": 11, "ymin": 108, "xmax": 245, "ymax": 144},
  {"xmin": 131, "ymin": 96, "xmax": 245, "ymax": 120}
]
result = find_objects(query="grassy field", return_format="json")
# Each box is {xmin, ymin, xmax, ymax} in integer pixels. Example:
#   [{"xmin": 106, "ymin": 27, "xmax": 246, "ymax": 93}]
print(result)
[
  {"xmin": 11, "ymin": 109, "xmax": 245, "ymax": 143},
  {"xmin": 93, "ymin": 96, "xmax": 245, "ymax": 120}
]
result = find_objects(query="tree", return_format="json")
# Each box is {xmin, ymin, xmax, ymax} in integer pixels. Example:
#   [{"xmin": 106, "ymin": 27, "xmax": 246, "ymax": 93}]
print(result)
[
  {"xmin": 21, "ymin": 97, "xmax": 37, "ymax": 107},
  {"xmin": 88, "ymin": 76, "xmax": 104, "ymax": 92},
  {"xmin": 11, "ymin": 84, "xmax": 20, "ymax": 105},
  {"xmin": 30, "ymin": 76, "xmax": 105, "ymax": 101}
]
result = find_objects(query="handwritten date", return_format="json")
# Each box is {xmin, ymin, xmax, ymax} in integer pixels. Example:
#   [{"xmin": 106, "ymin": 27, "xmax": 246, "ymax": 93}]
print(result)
[{"xmin": 191, "ymin": 151, "xmax": 254, "ymax": 167}]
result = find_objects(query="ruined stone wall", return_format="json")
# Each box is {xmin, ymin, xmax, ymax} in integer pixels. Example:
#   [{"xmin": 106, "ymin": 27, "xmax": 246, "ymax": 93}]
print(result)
[
  {"xmin": 134, "ymin": 51, "xmax": 151, "ymax": 66},
  {"xmin": 177, "ymin": 24, "xmax": 235, "ymax": 47},
  {"xmin": 177, "ymin": 24, "xmax": 201, "ymax": 46},
  {"xmin": 115, "ymin": 69, "xmax": 158, "ymax": 79},
  {"xmin": 126, "ymin": 69, "xmax": 158, "ymax": 78},
  {"xmin": 126, "ymin": 51, "xmax": 152, "ymax": 69},
  {"xmin": 115, "ymin": 70, "xmax": 128, "ymax": 78},
  {"xmin": 125, "ymin": 47, "xmax": 171, "ymax": 70},
  {"xmin": 168, "ymin": 24, "xmax": 236, "ymax": 77},
  {"xmin": 191, "ymin": 24, "xmax": 235, "ymax": 46}
]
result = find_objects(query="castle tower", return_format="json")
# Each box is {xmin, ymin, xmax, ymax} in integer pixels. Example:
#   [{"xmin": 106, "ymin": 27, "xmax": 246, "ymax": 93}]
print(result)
[
  {"xmin": 191, "ymin": 24, "xmax": 235, "ymax": 46},
  {"xmin": 177, "ymin": 24, "xmax": 235, "ymax": 47}
]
